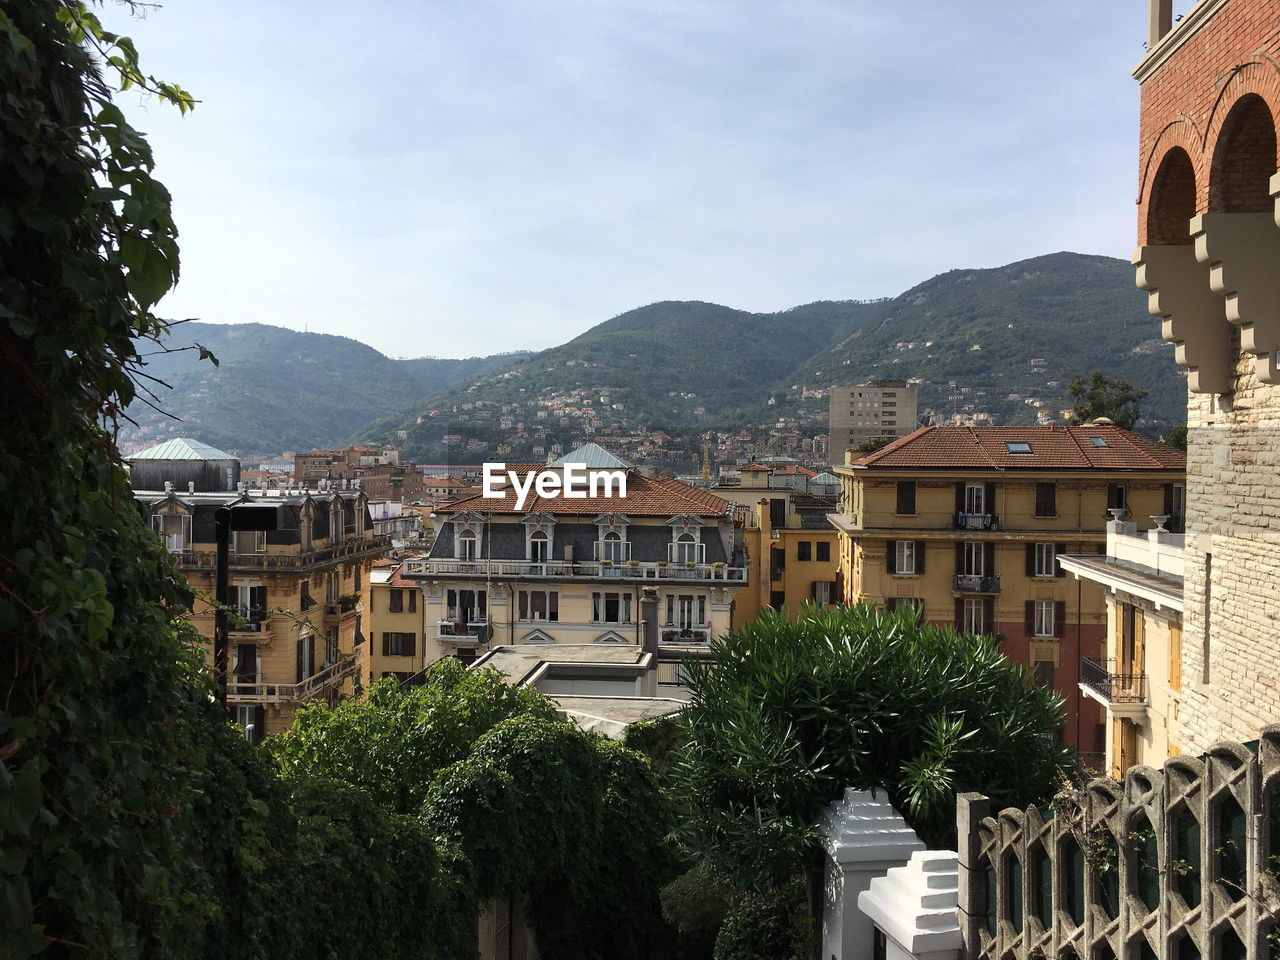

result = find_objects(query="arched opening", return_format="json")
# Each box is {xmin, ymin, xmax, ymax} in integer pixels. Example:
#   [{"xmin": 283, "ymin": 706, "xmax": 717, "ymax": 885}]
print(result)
[
  {"xmin": 458, "ymin": 530, "xmax": 477, "ymax": 560},
  {"xmin": 1208, "ymin": 94, "xmax": 1278, "ymax": 213},
  {"xmin": 1146, "ymin": 147, "xmax": 1197, "ymax": 244},
  {"xmin": 529, "ymin": 530, "xmax": 548, "ymax": 563}
]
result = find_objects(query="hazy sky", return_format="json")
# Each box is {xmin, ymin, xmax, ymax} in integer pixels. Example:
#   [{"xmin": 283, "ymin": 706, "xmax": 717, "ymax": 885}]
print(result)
[{"xmin": 120, "ymin": 1, "xmax": 1152, "ymax": 359}]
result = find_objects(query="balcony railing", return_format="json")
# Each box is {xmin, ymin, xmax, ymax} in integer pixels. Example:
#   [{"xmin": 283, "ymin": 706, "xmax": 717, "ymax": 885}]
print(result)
[
  {"xmin": 403, "ymin": 558, "xmax": 746, "ymax": 582},
  {"xmin": 1081, "ymin": 658, "xmax": 1148, "ymax": 705},
  {"xmin": 952, "ymin": 574, "xmax": 1001, "ymax": 594},
  {"xmin": 661, "ymin": 627, "xmax": 710, "ymax": 644},
  {"xmin": 229, "ymin": 607, "xmax": 269, "ymax": 633},
  {"xmin": 225, "ymin": 656, "xmax": 358, "ymax": 704},
  {"xmin": 172, "ymin": 535, "xmax": 392, "ymax": 571},
  {"xmin": 955, "ymin": 512, "xmax": 998, "ymax": 531},
  {"xmin": 437, "ymin": 619, "xmax": 489, "ymax": 639}
]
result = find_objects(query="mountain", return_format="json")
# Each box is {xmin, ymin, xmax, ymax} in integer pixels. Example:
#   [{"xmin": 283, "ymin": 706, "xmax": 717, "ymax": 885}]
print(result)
[
  {"xmin": 784, "ymin": 252, "xmax": 1185, "ymax": 431},
  {"xmin": 375, "ymin": 252, "xmax": 1184, "ymax": 462},
  {"xmin": 118, "ymin": 322, "xmax": 530, "ymax": 458}
]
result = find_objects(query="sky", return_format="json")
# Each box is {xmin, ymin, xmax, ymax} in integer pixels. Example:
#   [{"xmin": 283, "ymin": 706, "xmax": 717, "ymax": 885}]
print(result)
[{"xmin": 118, "ymin": 0, "xmax": 1154, "ymax": 359}]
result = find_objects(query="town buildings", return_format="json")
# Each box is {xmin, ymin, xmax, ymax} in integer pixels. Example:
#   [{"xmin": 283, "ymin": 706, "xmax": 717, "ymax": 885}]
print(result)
[
  {"xmin": 828, "ymin": 423, "xmax": 1186, "ymax": 756},
  {"xmin": 828, "ymin": 381, "xmax": 919, "ymax": 465},
  {"xmin": 401, "ymin": 444, "xmax": 747, "ymax": 660},
  {"xmin": 130, "ymin": 438, "xmax": 389, "ymax": 739},
  {"xmin": 294, "ymin": 444, "xmax": 429, "ymax": 502},
  {"xmin": 364, "ymin": 559, "xmax": 429, "ymax": 686}
]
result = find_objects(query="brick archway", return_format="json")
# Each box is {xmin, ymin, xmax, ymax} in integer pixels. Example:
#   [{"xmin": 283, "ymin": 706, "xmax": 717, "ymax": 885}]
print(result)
[
  {"xmin": 1145, "ymin": 146, "xmax": 1198, "ymax": 245},
  {"xmin": 1207, "ymin": 91, "xmax": 1278, "ymax": 213}
]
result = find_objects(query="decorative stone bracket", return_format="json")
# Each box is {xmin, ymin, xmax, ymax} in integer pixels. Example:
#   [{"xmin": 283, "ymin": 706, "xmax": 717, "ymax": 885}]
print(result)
[
  {"xmin": 1192, "ymin": 212, "xmax": 1280, "ymax": 384},
  {"xmin": 1133, "ymin": 245, "xmax": 1233, "ymax": 394}
]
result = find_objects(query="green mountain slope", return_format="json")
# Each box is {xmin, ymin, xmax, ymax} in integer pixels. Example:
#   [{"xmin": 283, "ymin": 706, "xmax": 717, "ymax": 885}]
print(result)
[
  {"xmin": 784, "ymin": 252, "xmax": 1183, "ymax": 431},
  {"xmin": 119, "ymin": 322, "xmax": 529, "ymax": 458}
]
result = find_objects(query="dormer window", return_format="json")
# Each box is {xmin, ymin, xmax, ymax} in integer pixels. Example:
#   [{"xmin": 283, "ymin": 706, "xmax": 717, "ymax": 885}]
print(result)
[
  {"xmin": 1089, "ymin": 436, "xmax": 1109, "ymax": 448},
  {"xmin": 670, "ymin": 533, "xmax": 705, "ymax": 564},
  {"xmin": 458, "ymin": 530, "xmax": 478, "ymax": 560},
  {"xmin": 529, "ymin": 530, "xmax": 549, "ymax": 563},
  {"xmin": 151, "ymin": 512, "xmax": 190, "ymax": 553},
  {"xmin": 1005, "ymin": 442, "xmax": 1032, "ymax": 455},
  {"xmin": 597, "ymin": 530, "xmax": 630, "ymax": 563}
]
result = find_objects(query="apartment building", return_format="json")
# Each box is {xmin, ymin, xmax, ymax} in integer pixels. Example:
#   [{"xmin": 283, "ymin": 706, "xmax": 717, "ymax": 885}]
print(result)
[
  {"xmin": 402, "ymin": 445, "xmax": 746, "ymax": 659},
  {"xmin": 130, "ymin": 439, "xmax": 389, "ymax": 739},
  {"xmin": 365, "ymin": 559, "xmax": 429, "ymax": 686},
  {"xmin": 828, "ymin": 423, "xmax": 1186, "ymax": 756},
  {"xmin": 828, "ymin": 381, "xmax": 919, "ymax": 465},
  {"xmin": 294, "ymin": 445, "xmax": 428, "ymax": 502},
  {"xmin": 1059, "ymin": 521, "xmax": 1184, "ymax": 777}
]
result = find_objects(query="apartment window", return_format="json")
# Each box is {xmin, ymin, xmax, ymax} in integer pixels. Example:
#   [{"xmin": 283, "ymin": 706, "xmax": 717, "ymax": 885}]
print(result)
[
  {"xmin": 962, "ymin": 598, "xmax": 986, "ymax": 634},
  {"xmin": 816, "ymin": 541, "xmax": 831, "ymax": 563},
  {"xmin": 151, "ymin": 513, "xmax": 190, "ymax": 552},
  {"xmin": 596, "ymin": 531, "xmax": 631, "ymax": 563},
  {"xmin": 233, "ymin": 529, "xmax": 265, "ymax": 555},
  {"xmin": 353, "ymin": 561, "xmax": 361, "ymax": 592},
  {"xmin": 382, "ymin": 632, "xmax": 416, "ymax": 657},
  {"xmin": 529, "ymin": 531, "xmax": 549, "ymax": 562},
  {"xmin": 669, "ymin": 535, "xmax": 706, "ymax": 564},
  {"xmin": 1033, "ymin": 600, "xmax": 1055, "ymax": 638},
  {"xmin": 961, "ymin": 542, "xmax": 985, "ymax": 577},
  {"xmin": 811, "ymin": 581, "xmax": 833, "ymax": 605},
  {"xmin": 797, "ymin": 541, "xmax": 812, "ymax": 562},
  {"xmin": 769, "ymin": 498, "xmax": 786, "ymax": 526},
  {"xmin": 666, "ymin": 594, "xmax": 707, "ymax": 628},
  {"xmin": 896, "ymin": 481, "xmax": 916, "ymax": 515},
  {"xmin": 889, "ymin": 540, "xmax": 922, "ymax": 575},
  {"xmin": 964, "ymin": 482, "xmax": 986, "ymax": 515},
  {"xmin": 1107, "ymin": 483, "xmax": 1127, "ymax": 514},
  {"xmin": 458, "ymin": 530, "xmax": 478, "ymax": 560},
  {"xmin": 232, "ymin": 642, "xmax": 258, "ymax": 683},
  {"xmin": 518, "ymin": 590, "xmax": 559, "ymax": 622},
  {"xmin": 235, "ymin": 704, "xmax": 264, "ymax": 745},
  {"xmin": 446, "ymin": 589, "xmax": 486, "ymax": 623},
  {"xmin": 1164, "ymin": 483, "xmax": 1185, "ymax": 531},
  {"xmin": 1031, "ymin": 543, "xmax": 1060, "ymax": 578},
  {"xmin": 300, "ymin": 579, "xmax": 313, "ymax": 611},
  {"xmin": 296, "ymin": 633, "xmax": 315, "ymax": 683},
  {"xmin": 233, "ymin": 585, "xmax": 267, "ymax": 624},
  {"xmin": 389, "ymin": 588, "xmax": 403, "ymax": 613},
  {"xmin": 592, "ymin": 591, "xmax": 632, "ymax": 624},
  {"xmin": 1035, "ymin": 482, "xmax": 1057, "ymax": 517}
]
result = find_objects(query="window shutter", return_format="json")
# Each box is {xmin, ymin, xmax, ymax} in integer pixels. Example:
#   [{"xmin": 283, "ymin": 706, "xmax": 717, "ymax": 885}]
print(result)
[
  {"xmin": 409, "ymin": 590, "xmax": 417, "ymax": 612},
  {"xmin": 381, "ymin": 633, "xmax": 390, "ymax": 657},
  {"xmin": 1055, "ymin": 544, "xmax": 1067, "ymax": 577},
  {"xmin": 984, "ymin": 542, "xmax": 996, "ymax": 574},
  {"xmin": 1054, "ymin": 601, "xmax": 1066, "ymax": 638},
  {"xmin": 886, "ymin": 543, "xmax": 896, "ymax": 575},
  {"xmin": 810, "ymin": 581, "xmax": 818, "ymax": 600},
  {"xmin": 1163, "ymin": 483, "xmax": 1174, "ymax": 516},
  {"xmin": 982, "ymin": 598, "xmax": 994, "ymax": 631},
  {"xmin": 1025, "ymin": 544, "xmax": 1036, "ymax": 577},
  {"xmin": 296, "ymin": 639, "xmax": 305, "ymax": 683},
  {"xmin": 405, "ymin": 634, "xmax": 416, "ymax": 657},
  {"xmin": 954, "ymin": 482, "xmax": 965, "ymax": 512},
  {"xmin": 954, "ymin": 598, "xmax": 964, "ymax": 628},
  {"xmin": 1024, "ymin": 601, "xmax": 1035, "ymax": 636},
  {"xmin": 834, "ymin": 576, "xmax": 844, "ymax": 604},
  {"xmin": 915, "ymin": 542, "xmax": 926, "ymax": 575},
  {"xmin": 1107, "ymin": 483, "xmax": 1119, "ymax": 512},
  {"xmin": 954, "ymin": 542, "xmax": 965, "ymax": 574},
  {"xmin": 253, "ymin": 706, "xmax": 266, "ymax": 745},
  {"xmin": 984, "ymin": 482, "xmax": 996, "ymax": 514}
]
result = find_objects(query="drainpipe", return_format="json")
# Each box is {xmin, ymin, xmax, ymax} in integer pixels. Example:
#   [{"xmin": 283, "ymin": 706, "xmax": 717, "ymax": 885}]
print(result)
[{"xmin": 639, "ymin": 586, "xmax": 659, "ymax": 697}]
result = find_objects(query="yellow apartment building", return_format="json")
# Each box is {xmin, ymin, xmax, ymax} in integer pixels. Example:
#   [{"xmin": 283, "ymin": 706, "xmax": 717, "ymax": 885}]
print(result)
[
  {"xmin": 828, "ymin": 422, "xmax": 1185, "ymax": 759},
  {"xmin": 402, "ymin": 444, "xmax": 747, "ymax": 658},
  {"xmin": 130, "ymin": 439, "xmax": 389, "ymax": 740},
  {"xmin": 734, "ymin": 494, "xmax": 841, "ymax": 627},
  {"xmin": 1059, "ymin": 521, "xmax": 1184, "ymax": 777},
  {"xmin": 365, "ymin": 558, "xmax": 429, "ymax": 684}
]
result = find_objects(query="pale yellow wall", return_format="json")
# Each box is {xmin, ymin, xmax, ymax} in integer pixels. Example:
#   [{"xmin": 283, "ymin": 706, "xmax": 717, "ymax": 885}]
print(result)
[
  {"xmin": 1101, "ymin": 596, "xmax": 1183, "ymax": 774},
  {"xmin": 364, "ymin": 580, "xmax": 427, "ymax": 684}
]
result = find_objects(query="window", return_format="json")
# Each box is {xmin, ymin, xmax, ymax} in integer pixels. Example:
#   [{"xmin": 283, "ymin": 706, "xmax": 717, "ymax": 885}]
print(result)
[
  {"xmin": 296, "ymin": 633, "xmax": 315, "ymax": 682},
  {"xmin": 1035, "ymin": 482, "xmax": 1057, "ymax": 517},
  {"xmin": 233, "ymin": 585, "xmax": 267, "ymax": 625},
  {"xmin": 233, "ymin": 529, "xmax": 265, "ymax": 555},
  {"xmin": 596, "ymin": 531, "xmax": 631, "ymax": 563},
  {"xmin": 962, "ymin": 598, "xmax": 985, "ymax": 634},
  {"xmin": 446, "ymin": 589, "xmax": 486, "ymax": 623},
  {"xmin": 769, "ymin": 498, "xmax": 786, "ymax": 526},
  {"xmin": 232, "ymin": 642, "xmax": 258, "ymax": 683},
  {"xmin": 151, "ymin": 513, "xmax": 190, "ymax": 552},
  {"xmin": 812, "ymin": 581, "xmax": 833, "ymax": 605},
  {"xmin": 529, "ymin": 530, "xmax": 549, "ymax": 562},
  {"xmin": 300, "ymin": 580, "xmax": 312, "ymax": 611},
  {"xmin": 353, "ymin": 561, "xmax": 361, "ymax": 592},
  {"xmin": 458, "ymin": 530, "xmax": 478, "ymax": 560},
  {"xmin": 1033, "ymin": 660, "xmax": 1054, "ymax": 688},
  {"xmin": 518, "ymin": 590, "xmax": 559, "ymax": 622},
  {"xmin": 1089, "ymin": 436, "xmax": 1109, "ymax": 448},
  {"xmin": 408, "ymin": 589, "xmax": 417, "ymax": 612},
  {"xmin": 389, "ymin": 588, "xmax": 403, "ymax": 613},
  {"xmin": 666, "ymin": 594, "xmax": 707, "ymax": 628},
  {"xmin": 962, "ymin": 542, "xmax": 985, "ymax": 577},
  {"xmin": 382, "ymin": 632, "xmax": 416, "ymax": 657},
  {"xmin": 965, "ymin": 482, "xmax": 986, "ymax": 515},
  {"xmin": 1033, "ymin": 543, "xmax": 1058, "ymax": 578},
  {"xmin": 592, "ymin": 591, "xmax": 632, "ymax": 623},
  {"xmin": 896, "ymin": 481, "xmax": 916, "ymax": 515},
  {"xmin": 816, "ymin": 541, "xmax": 830, "ymax": 563},
  {"xmin": 1033, "ymin": 600, "xmax": 1055, "ymax": 638},
  {"xmin": 669, "ymin": 534, "xmax": 705, "ymax": 564},
  {"xmin": 235, "ymin": 704, "xmax": 264, "ymax": 745},
  {"xmin": 1107, "ymin": 483, "xmax": 1127, "ymax": 514},
  {"xmin": 892, "ymin": 540, "xmax": 917, "ymax": 575},
  {"xmin": 797, "ymin": 541, "xmax": 812, "ymax": 562},
  {"xmin": 1006, "ymin": 442, "xmax": 1032, "ymax": 455}
]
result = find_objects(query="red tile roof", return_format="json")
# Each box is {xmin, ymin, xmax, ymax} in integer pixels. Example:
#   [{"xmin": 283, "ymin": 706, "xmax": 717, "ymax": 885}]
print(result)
[
  {"xmin": 849, "ymin": 424, "xmax": 1185, "ymax": 471},
  {"xmin": 437, "ymin": 473, "xmax": 730, "ymax": 517}
]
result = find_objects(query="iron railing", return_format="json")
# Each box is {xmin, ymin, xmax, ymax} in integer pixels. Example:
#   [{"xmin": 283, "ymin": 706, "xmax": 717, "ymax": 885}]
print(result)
[
  {"xmin": 955, "ymin": 512, "xmax": 999, "ymax": 531},
  {"xmin": 225, "ymin": 656, "xmax": 358, "ymax": 704},
  {"xmin": 403, "ymin": 558, "xmax": 746, "ymax": 582},
  {"xmin": 173, "ymin": 535, "xmax": 392, "ymax": 571},
  {"xmin": 952, "ymin": 574, "xmax": 1001, "ymax": 594},
  {"xmin": 1080, "ymin": 658, "xmax": 1148, "ymax": 704}
]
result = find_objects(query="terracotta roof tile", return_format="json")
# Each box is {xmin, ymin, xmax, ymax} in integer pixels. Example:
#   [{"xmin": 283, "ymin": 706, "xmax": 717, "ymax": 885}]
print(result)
[
  {"xmin": 437, "ymin": 472, "xmax": 730, "ymax": 517},
  {"xmin": 850, "ymin": 425, "xmax": 1185, "ymax": 471}
]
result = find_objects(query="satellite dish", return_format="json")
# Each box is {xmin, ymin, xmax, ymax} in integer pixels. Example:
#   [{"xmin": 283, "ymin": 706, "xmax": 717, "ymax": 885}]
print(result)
[{"xmin": 476, "ymin": 623, "xmax": 495, "ymax": 644}]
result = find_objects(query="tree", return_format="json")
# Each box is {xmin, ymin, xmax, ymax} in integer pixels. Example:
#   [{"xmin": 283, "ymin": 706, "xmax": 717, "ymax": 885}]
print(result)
[
  {"xmin": 672, "ymin": 605, "xmax": 1071, "ymax": 894},
  {"xmin": 1165, "ymin": 422, "xmax": 1188, "ymax": 451},
  {"xmin": 1067, "ymin": 371, "xmax": 1148, "ymax": 430}
]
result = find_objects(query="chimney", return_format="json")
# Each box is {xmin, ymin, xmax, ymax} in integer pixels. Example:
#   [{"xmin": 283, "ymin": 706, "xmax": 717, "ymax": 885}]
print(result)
[
  {"xmin": 163, "ymin": 480, "xmax": 173, "ymax": 493},
  {"xmin": 188, "ymin": 481, "xmax": 195, "ymax": 494},
  {"xmin": 638, "ymin": 586, "xmax": 659, "ymax": 698}
]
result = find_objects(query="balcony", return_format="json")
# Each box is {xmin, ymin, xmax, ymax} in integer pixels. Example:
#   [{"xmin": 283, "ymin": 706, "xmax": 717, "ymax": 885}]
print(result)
[
  {"xmin": 403, "ymin": 558, "xmax": 747, "ymax": 583},
  {"xmin": 437, "ymin": 619, "xmax": 490, "ymax": 642},
  {"xmin": 1079, "ymin": 658, "xmax": 1149, "ymax": 717},
  {"xmin": 661, "ymin": 626, "xmax": 710, "ymax": 644},
  {"xmin": 172, "ymin": 534, "xmax": 393, "ymax": 572},
  {"xmin": 225, "ymin": 656, "xmax": 358, "ymax": 704},
  {"xmin": 229, "ymin": 607, "xmax": 269, "ymax": 633},
  {"xmin": 955, "ymin": 512, "xmax": 998, "ymax": 531},
  {"xmin": 952, "ymin": 574, "xmax": 1001, "ymax": 595}
]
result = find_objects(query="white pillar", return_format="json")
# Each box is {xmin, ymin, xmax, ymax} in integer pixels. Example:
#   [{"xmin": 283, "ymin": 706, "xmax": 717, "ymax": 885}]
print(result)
[
  {"xmin": 817, "ymin": 788, "xmax": 924, "ymax": 960},
  {"xmin": 858, "ymin": 850, "xmax": 963, "ymax": 960}
]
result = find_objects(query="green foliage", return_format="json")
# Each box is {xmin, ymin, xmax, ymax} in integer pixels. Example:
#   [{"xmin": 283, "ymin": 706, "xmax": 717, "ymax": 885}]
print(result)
[
  {"xmin": 1067, "ymin": 370, "xmax": 1149, "ymax": 430},
  {"xmin": 673, "ymin": 605, "xmax": 1071, "ymax": 890},
  {"xmin": 710, "ymin": 878, "xmax": 813, "ymax": 960},
  {"xmin": 1165, "ymin": 421, "xmax": 1188, "ymax": 451},
  {"xmin": 660, "ymin": 861, "xmax": 734, "ymax": 955}
]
